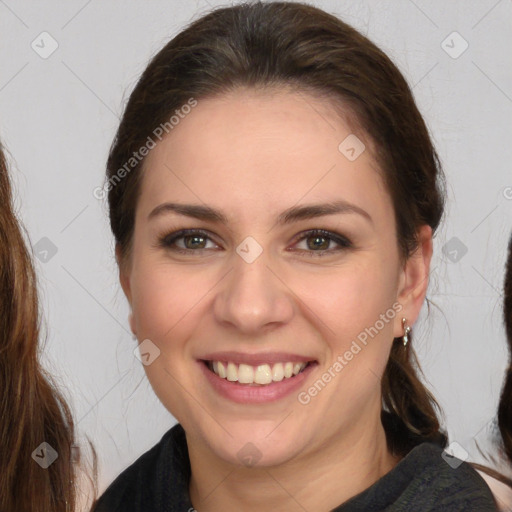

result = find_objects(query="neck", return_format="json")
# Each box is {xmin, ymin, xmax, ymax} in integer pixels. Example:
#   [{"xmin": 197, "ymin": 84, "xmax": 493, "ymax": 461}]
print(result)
[{"xmin": 188, "ymin": 415, "xmax": 400, "ymax": 512}]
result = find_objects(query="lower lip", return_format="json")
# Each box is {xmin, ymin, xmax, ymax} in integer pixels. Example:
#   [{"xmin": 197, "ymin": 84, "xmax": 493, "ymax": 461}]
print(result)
[{"xmin": 198, "ymin": 360, "xmax": 317, "ymax": 404}]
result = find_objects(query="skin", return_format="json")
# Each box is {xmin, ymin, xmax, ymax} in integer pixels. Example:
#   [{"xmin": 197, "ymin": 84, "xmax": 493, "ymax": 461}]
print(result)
[{"xmin": 117, "ymin": 86, "xmax": 433, "ymax": 512}]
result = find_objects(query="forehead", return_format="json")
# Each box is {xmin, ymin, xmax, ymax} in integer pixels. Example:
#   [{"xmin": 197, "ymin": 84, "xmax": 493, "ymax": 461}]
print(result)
[{"xmin": 137, "ymin": 88, "xmax": 392, "ymax": 227}]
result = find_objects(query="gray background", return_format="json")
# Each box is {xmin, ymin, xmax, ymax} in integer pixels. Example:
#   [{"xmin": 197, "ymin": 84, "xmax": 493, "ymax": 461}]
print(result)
[{"xmin": 1, "ymin": 0, "xmax": 511, "ymax": 498}]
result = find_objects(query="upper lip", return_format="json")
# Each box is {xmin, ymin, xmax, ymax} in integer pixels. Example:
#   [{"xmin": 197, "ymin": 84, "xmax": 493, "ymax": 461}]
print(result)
[{"xmin": 199, "ymin": 351, "xmax": 317, "ymax": 366}]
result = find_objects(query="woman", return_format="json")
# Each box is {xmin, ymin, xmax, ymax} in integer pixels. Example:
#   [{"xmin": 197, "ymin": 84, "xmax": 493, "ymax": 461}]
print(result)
[
  {"xmin": 91, "ymin": 2, "xmax": 510, "ymax": 510},
  {"xmin": 0, "ymin": 143, "xmax": 97, "ymax": 511}
]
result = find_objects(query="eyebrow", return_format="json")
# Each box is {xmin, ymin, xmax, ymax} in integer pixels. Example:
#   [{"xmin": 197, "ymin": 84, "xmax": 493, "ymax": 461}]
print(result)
[{"xmin": 147, "ymin": 199, "xmax": 373, "ymax": 225}]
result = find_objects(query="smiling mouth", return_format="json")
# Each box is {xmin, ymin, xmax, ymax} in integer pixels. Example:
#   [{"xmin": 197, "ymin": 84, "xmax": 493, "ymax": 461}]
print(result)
[{"xmin": 201, "ymin": 359, "xmax": 316, "ymax": 386}]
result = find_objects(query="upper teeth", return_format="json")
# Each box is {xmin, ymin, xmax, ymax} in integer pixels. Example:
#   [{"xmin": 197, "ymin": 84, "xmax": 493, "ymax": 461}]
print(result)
[{"xmin": 210, "ymin": 361, "xmax": 308, "ymax": 385}]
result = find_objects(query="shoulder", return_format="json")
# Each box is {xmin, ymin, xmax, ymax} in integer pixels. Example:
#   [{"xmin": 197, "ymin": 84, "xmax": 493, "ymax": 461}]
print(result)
[
  {"xmin": 91, "ymin": 423, "xmax": 189, "ymax": 512},
  {"xmin": 396, "ymin": 442, "xmax": 499, "ymax": 511},
  {"xmin": 339, "ymin": 442, "xmax": 499, "ymax": 511},
  {"xmin": 476, "ymin": 470, "xmax": 512, "ymax": 512}
]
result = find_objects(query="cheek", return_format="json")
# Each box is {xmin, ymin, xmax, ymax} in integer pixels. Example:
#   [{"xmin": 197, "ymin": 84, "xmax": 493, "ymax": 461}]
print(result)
[
  {"xmin": 297, "ymin": 259, "xmax": 398, "ymax": 343},
  {"xmin": 131, "ymin": 265, "xmax": 202, "ymax": 347},
  {"xmin": 294, "ymin": 259, "xmax": 400, "ymax": 405},
  {"xmin": 129, "ymin": 265, "xmax": 208, "ymax": 419},
  {"xmin": 131, "ymin": 254, "xmax": 399, "ymax": 350}
]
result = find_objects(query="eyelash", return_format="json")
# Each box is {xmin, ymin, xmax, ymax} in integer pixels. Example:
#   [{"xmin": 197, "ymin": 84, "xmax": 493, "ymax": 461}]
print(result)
[{"xmin": 156, "ymin": 228, "xmax": 352, "ymax": 257}]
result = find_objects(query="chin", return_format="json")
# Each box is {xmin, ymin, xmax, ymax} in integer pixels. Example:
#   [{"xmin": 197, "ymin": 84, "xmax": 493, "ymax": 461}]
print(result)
[{"xmin": 204, "ymin": 424, "xmax": 306, "ymax": 468}]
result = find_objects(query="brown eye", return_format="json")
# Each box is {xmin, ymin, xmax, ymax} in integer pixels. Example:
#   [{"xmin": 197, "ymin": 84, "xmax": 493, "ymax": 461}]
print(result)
[
  {"xmin": 182, "ymin": 233, "xmax": 207, "ymax": 249},
  {"xmin": 156, "ymin": 228, "xmax": 352, "ymax": 258},
  {"xmin": 307, "ymin": 234, "xmax": 330, "ymax": 251},
  {"xmin": 293, "ymin": 229, "xmax": 352, "ymax": 257},
  {"xmin": 158, "ymin": 229, "xmax": 219, "ymax": 253}
]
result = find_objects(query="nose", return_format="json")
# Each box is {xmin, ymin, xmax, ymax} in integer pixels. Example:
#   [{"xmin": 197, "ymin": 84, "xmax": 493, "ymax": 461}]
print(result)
[{"xmin": 213, "ymin": 248, "xmax": 294, "ymax": 335}]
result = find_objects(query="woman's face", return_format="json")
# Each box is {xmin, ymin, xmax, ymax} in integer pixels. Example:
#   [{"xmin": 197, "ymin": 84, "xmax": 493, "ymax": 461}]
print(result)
[{"xmin": 119, "ymin": 87, "xmax": 431, "ymax": 467}]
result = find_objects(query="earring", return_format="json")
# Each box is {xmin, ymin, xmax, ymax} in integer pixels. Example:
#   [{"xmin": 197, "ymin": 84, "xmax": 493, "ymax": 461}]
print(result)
[{"xmin": 402, "ymin": 318, "xmax": 411, "ymax": 347}]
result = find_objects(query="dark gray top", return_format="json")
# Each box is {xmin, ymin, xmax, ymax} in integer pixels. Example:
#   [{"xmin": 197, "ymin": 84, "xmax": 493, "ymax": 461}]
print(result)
[{"xmin": 91, "ymin": 422, "xmax": 498, "ymax": 511}]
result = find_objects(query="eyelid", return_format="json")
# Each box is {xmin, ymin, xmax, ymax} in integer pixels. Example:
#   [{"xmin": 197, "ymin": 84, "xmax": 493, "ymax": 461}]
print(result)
[
  {"xmin": 157, "ymin": 228, "xmax": 220, "ymax": 250},
  {"xmin": 156, "ymin": 227, "xmax": 352, "ymax": 256},
  {"xmin": 291, "ymin": 228, "xmax": 351, "ymax": 247}
]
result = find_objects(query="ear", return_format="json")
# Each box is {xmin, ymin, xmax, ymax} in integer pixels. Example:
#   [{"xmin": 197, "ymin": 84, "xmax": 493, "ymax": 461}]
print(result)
[
  {"xmin": 394, "ymin": 225, "xmax": 433, "ymax": 337},
  {"xmin": 116, "ymin": 244, "xmax": 137, "ymax": 336}
]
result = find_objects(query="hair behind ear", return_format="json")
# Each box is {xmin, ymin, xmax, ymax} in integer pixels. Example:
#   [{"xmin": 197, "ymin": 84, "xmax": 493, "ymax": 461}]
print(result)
[{"xmin": 381, "ymin": 330, "xmax": 447, "ymax": 456}]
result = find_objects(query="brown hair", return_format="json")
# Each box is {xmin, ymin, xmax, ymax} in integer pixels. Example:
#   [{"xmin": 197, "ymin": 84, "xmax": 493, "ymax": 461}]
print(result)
[
  {"xmin": 498, "ymin": 232, "xmax": 512, "ymax": 463},
  {"xmin": 470, "ymin": 232, "xmax": 512, "ymax": 487},
  {"xmin": 0, "ymin": 143, "xmax": 97, "ymax": 510},
  {"xmin": 101, "ymin": 0, "xmax": 509, "ymax": 475}
]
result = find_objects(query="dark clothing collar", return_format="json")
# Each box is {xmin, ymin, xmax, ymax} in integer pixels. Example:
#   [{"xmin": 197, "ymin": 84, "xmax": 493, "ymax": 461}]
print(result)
[{"xmin": 92, "ymin": 422, "xmax": 498, "ymax": 511}]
